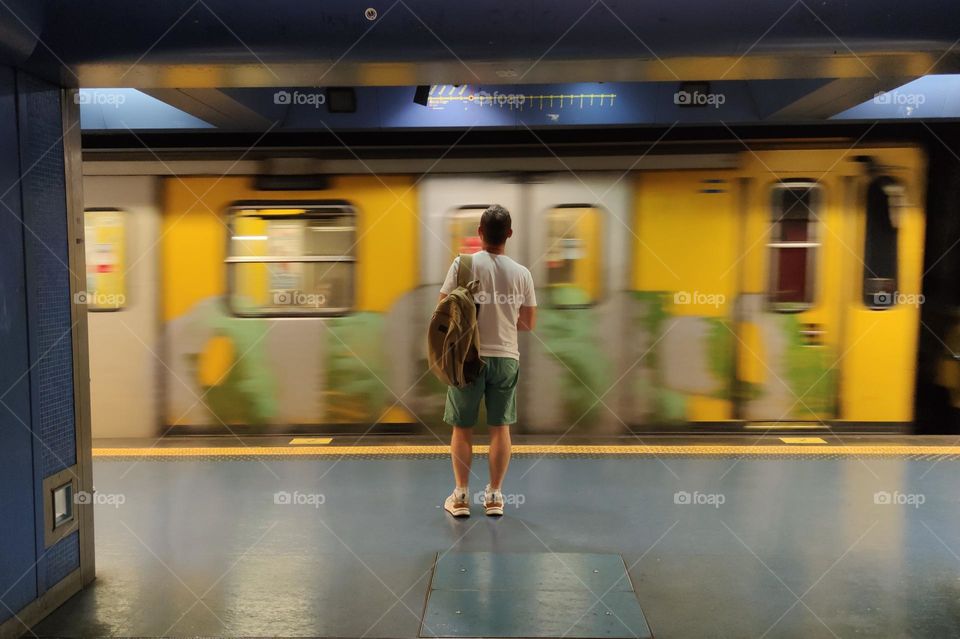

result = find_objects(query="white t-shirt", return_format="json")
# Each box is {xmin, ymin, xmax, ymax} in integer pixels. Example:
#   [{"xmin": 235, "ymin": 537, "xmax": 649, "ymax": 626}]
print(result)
[{"xmin": 440, "ymin": 251, "xmax": 537, "ymax": 360}]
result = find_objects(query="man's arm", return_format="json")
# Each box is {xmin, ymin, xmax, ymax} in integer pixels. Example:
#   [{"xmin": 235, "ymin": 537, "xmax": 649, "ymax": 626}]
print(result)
[
  {"xmin": 517, "ymin": 305, "xmax": 536, "ymax": 331},
  {"xmin": 438, "ymin": 258, "xmax": 459, "ymax": 303},
  {"xmin": 517, "ymin": 267, "xmax": 537, "ymax": 331}
]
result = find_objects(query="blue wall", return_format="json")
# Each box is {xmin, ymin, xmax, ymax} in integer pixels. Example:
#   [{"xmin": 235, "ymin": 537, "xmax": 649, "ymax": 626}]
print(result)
[
  {"xmin": 19, "ymin": 72, "xmax": 79, "ymax": 596},
  {"xmin": 0, "ymin": 69, "xmax": 80, "ymax": 624},
  {"xmin": 0, "ymin": 64, "xmax": 39, "ymax": 625}
]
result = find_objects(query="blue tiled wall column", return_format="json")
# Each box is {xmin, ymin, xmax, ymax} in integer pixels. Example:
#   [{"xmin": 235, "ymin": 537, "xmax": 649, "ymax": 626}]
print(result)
[{"xmin": 0, "ymin": 69, "xmax": 92, "ymax": 638}]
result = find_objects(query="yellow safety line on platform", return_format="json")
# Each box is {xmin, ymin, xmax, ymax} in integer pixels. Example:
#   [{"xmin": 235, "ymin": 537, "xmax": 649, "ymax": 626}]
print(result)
[{"xmin": 91, "ymin": 444, "xmax": 960, "ymax": 458}]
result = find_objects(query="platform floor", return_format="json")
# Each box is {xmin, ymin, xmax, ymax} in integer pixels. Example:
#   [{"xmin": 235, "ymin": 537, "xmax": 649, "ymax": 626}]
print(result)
[{"xmin": 34, "ymin": 438, "xmax": 960, "ymax": 638}]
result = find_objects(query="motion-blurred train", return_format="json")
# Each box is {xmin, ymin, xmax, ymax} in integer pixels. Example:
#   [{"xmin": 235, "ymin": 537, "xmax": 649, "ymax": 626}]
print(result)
[{"xmin": 82, "ymin": 143, "xmax": 930, "ymax": 438}]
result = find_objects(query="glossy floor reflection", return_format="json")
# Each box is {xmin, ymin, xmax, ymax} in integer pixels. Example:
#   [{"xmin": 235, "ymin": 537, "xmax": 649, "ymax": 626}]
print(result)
[{"xmin": 34, "ymin": 454, "xmax": 960, "ymax": 638}]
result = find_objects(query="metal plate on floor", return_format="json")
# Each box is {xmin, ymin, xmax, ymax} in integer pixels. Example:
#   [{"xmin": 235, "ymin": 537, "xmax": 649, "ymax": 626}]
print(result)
[
  {"xmin": 421, "ymin": 590, "xmax": 652, "ymax": 638},
  {"xmin": 433, "ymin": 552, "xmax": 633, "ymax": 592},
  {"xmin": 423, "ymin": 553, "xmax": 651, "ymax": 638}
]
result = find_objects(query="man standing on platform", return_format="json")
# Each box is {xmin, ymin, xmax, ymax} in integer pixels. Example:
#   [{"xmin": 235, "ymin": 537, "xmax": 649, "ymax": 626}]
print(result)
[{"xmin": 437, "ymin": 204, "xmax": 537, "ymax": 517}]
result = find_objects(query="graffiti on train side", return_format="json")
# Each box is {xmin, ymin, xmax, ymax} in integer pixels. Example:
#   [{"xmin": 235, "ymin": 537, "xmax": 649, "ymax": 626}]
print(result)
[
  {"xmin": 173, "ymin": 299, "xmax": 278, "ymax": 426},
  {"xmin": 198, "ymin": 321, "xmax": 277, "ymax": 426},
  {"xmin": 536, "ymin": 285, "xmax": 612, "ymax": 428},
  {"xmin": 629, "ymin": 291, "xmax": 740, "ymax": 424},
  {"xmin": 628, "ymin": 291, "xmax": 837, "ymax": 423},
  {"xmin": 165, "ymin": 298, "xmax": 394, "ymax": 427},
  {"xmin": 778, "ymin": 313, "xmax": 837, "ymax": 419},
  {"xmin": 163, "ymin": 290, "xmax": 839, "ymax": 430},
  {"xmin": 322, "ymin": 313, "xmax": 389, "ymax": 423}
]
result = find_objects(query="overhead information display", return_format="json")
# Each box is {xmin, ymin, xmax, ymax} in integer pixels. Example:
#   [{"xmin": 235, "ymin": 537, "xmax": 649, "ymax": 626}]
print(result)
[{"xmin": 424, "ymin": 84, "xmax": 618, "ymax": 112}]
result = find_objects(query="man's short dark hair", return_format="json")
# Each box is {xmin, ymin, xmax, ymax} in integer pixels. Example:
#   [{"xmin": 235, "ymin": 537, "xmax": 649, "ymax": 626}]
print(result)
[{"xmin": 480, "ymin": 204, "xmax": 512, "ymax": 245}]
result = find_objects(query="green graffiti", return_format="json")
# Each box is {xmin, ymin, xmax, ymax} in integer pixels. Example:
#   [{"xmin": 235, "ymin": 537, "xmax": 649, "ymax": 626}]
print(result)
[
  {"xmin": 779, "ymin": 313, "xmax": 837, "ymax": 418},
  {"xmin": 705, "ymin": 317, "xmax": 764, "ymax": 405},
  {"xmin": 186, "ymin": 300, "xmax": 278, "ymax": 425},
  {"xmin": 414, "ymin": 353, "xmax": 449, "ymax": 425},
  {"xmin": 323, "ymin": 312, "xmax": 388, "ymax": 422},
  {"xmin": 630, "ymin": 293, "xmax": 749, "ymax": 422},
  {"xmin": 631, "ymin": 291, "xmax": 670, "ymax": 352},
  {"xmin": 658, "ymin": 389, "xmax": 688, "ymax": 422},
  {"xmin": 537, "ymin": 286, "xmax": 612, "ymax": 428},
  {"xmin": 704, "ymin": 318, "xmax": 734, "ymax": 400},
  {"xmin": 546, "ymin": 285, "xmax": 590, "ymax": 308},
  {"xmin": 629, "ymin": 291, "xmax": 687, "ymax": 424}
]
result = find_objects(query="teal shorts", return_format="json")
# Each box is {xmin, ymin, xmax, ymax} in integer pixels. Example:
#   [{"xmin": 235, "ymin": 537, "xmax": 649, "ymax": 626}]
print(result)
[{"xmin": 444, "ymin": 357, "xmax": 519, "ymax": 427}]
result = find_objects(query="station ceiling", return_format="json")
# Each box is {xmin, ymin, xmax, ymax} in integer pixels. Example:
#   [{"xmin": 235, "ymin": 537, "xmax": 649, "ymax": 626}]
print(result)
[
  {"xmin": 4, "ymin": 1, "xmax": 956, "ymax": 130},
  {"xmin": 4, "ymin": 0, "xmax": 959, "ymax": 88}
]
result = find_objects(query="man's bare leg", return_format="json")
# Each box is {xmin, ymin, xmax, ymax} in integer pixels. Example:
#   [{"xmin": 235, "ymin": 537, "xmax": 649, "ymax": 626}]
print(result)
[
  {"xmin": 487, "ymin": 425, "xmax": 511, "ymax": 490},
  {"xmin": 451, "ymin": 426, "xmax": 473, "ymax": 490}
]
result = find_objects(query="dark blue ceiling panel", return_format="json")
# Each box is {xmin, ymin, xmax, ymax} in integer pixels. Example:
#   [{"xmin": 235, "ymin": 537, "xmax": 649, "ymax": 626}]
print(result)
[{"xmin": 32, "ymin": 1, "xmax": 960, "ymax": 72}]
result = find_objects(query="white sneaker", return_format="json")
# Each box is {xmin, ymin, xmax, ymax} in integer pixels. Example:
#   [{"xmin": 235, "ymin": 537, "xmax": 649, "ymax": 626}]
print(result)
[
  {"xmin": 484, "ymin": 485, "xmax": 504, "ymax": 516},
  {"xmin": 444, "ymin": 490, "xmax": 470, "ymax": 517}
]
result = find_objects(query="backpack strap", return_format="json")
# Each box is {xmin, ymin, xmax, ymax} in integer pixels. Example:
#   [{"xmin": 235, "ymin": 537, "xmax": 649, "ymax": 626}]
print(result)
[{"xmin": 457, "ymin": 253, "xmax": 473, "ymax": 288}]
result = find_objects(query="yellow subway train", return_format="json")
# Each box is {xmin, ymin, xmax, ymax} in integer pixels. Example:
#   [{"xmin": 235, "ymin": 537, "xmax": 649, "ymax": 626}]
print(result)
[{"xmin": 82, "ymin": 144, "xmax": 926, "ymax": 438}]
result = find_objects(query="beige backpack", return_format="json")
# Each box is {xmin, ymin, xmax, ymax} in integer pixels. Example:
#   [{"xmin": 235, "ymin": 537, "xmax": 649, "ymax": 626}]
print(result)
[{"xmin": 427, "ymin": 254, "xmax": 484, "ymax": 388}]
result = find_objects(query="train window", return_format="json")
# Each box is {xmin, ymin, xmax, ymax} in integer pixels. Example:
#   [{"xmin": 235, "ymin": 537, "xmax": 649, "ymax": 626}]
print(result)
[
  {"xmin": 863, "ymin": 176, "xmax": 902, "ymax": 309},
  {"xmin": 448, "ymin": 205, "xmax": 487, "ymax": 259},
  {"xmin": 767, "ymin": 182, "xmax": 821, "ymax": 312},
  {"xmin": 544, "ymin": 205, "xmax": 602, "ymax": 307},
  {"xmin": 226, "ymin": 202, "xmax": 356, "ymax": 317},
  {"xmin": 83, "ymin": 208, "xmax": 127, "ymax": 311}
]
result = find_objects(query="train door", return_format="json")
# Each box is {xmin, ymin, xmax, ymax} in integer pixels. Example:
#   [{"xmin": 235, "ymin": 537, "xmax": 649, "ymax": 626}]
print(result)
[
  {"xmin": 631, "ymin": 171, "xmax": 740, "ymax": 427},
  {"xmin": 524, "ymin": 174, "xmax": 631, "ymax": 433},
  {"xmin": 737, "ymin": 152, "xmax": 848, "ymax": 424},
  {"xmin": 837, "ymin": 148, "xmax": 925, "ymax": 426},
  {"xmin": 419, "ymin": 176, "xmax": 526, "ymax": 278}
]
